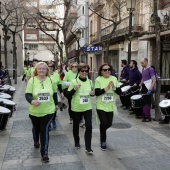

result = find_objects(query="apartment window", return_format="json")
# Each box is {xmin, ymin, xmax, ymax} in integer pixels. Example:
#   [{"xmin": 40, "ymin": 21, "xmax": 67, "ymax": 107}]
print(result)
[
  {"xmin": 81, "ymin": 29, "xmax": 85, "ymax": 38},
  {"xmin": 40, "ymin": 34, "xmax": 55, "ymax": 39},
  {"xmin": 46, "ymin": 44, "xmax": 54, "ymax": 50},
  {"xmin": 90, "ymin": 21, "xmax": 93, "ymax": 35},
  {"xmin": 26, "ymin": 34, "xmax": 37, "ymax": 40},
  {"xmin": 27, "ymin": 23, "xmax": 37, "ymax": 29},
  {"xmin": 28, "ymin": 44, "xmax": 38, "ymax": 50},
  {"xmin": 82, "ymin": 6, "xmax": 85, "ymax": 15}
]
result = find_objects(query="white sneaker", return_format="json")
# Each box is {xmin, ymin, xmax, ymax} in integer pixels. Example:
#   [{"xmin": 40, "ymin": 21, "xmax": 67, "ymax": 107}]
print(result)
[{"xmin": 80, "ymin": 122, "xmax": 85, "ymax": 128}]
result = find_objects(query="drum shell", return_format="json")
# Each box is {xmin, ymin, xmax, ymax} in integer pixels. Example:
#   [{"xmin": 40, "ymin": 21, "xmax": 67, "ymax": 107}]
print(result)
[
  {"xmin": 0, "ymin": 113, "xmax": 10, "ymax": 130},
  {"xmin": 159, "ymin": 106, "xmax": 170, "ymax": 116},
  {"xmin": 131, "ymin": 97, "xmax": 143, "ymax": 108},
  {"xmin": 0, "ymin": 102, "xmax": 14, "ymax": 116},
  {"xmin": 121, "ymin": 89, "xmax": 131, "ymax": 96}
]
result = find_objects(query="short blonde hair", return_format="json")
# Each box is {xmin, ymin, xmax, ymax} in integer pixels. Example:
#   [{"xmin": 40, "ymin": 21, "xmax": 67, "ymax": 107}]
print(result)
[
  {"xmin": 33, "ymin": 62, "xmax": 50, "ymax": 77},
  {"xmin": 70, "ymin": 62, "xmax": 78, "ymax": 68}
]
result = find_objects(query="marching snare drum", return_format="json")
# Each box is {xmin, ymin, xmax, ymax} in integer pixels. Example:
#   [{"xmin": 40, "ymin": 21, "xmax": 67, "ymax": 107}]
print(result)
[
  {"xmin": 131, "ymin": 95, "xmax": 143, "ymax": 108},
  {"xmin": 119, "ymin": 82, "xmax": 123, "ymax": 87},
  {"xmin": 159, "ymin": 100, "xmax": 170, "ymax": 116},
  {"xmin": 0, "ymin": 106, "xmax": 11, "ymax": 130},
  {"xmin": 0, "ymin": 98, "xmax": 16, "ymax": 117},
  {"xmin": 121, "ymin": 85, "xmax": 131, "ymax": 96},
  {"xmin": 0, "ymin": 92, "xmax": 12, "ymax": 99}
]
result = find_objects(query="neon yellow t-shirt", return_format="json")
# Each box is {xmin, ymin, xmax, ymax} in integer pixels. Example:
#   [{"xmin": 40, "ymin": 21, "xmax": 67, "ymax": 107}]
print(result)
[
  {"xmin": 26, "ymin": 67, "xmax": 35, "ymax": 78},
  {"xmin": 25, "ymin": 76, "xmax": 56, "ymax": 117},
  {"xmin": 23, "ymin": 67, "xmax": 27, "ymax": 74},
  {"xmin": 50, "ymin": 72, "xmax": 61, "ymax": 91},
  {"xmin": 68, "ymin": 78, "xmax": 93, "ymax": 112},
  {"xmin": 62, "ymin": 70, "xmax": 77, "ymax": 89},
  {"xmin": 95, "ymin": 76, "xmax": 119, "ymax": 112}
]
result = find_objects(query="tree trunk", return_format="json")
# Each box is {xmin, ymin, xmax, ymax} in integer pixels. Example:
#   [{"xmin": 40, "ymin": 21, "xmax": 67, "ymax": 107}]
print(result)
[
  {"xmin": 154, "ymin": 0, "xmax": 161, "ymax": 120},
  {"xmin": 63, "ymin": 30, "xmax": 69, "ymax": 64},
  {"xmin": 12, "ymin": 32, "xmax": 17, "ymax": 84},
  {"xmin": 4, "ymin": 29, "xmax": 8, "ymax": 68}
]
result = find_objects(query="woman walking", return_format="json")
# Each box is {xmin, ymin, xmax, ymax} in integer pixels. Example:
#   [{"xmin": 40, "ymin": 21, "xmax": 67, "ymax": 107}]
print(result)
[
  {"xmin": 95, "ymin": 63, "xmax": 121, "ymax": 151},
  {"xmin": 48, "ymin": 63, "xmax": 64, "ymax": 129},
  {"xmin": 25, "ymin": 62, "xmax": 58, "ymax": 163},
  {"xmin": 62, "ymin": 62, "xmax": 78, "ymax": 124},
  {"xmin": 67, "ymin": 63, "xmax": 94, "ymax": 154}
]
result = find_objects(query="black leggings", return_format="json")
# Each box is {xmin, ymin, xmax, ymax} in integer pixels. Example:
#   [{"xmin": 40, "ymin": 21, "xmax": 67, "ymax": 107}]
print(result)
[
  {"xmin": 29, "ymin": 114, "xmax": 54, "ymax": 156},
  {"xmin": 72, "ymin": 110, "xmax": 92, "ymax": 150},
  {"xmin": 97, "ymin": 110, "xmax": 113, "ymax": 143}
]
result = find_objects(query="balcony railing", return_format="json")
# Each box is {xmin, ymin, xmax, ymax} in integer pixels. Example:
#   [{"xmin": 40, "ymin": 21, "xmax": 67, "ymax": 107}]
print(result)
[{"xmin": 101, "ymin": 24, "xmax": 143, "ymax": 41}]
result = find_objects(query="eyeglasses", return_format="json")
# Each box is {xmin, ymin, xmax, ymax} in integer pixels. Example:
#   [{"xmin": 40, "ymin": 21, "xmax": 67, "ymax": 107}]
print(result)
[
  {"xmin": 80, "ymin": 70, "xmax": 88, "ymax": 73},
  {"xmin": 102, "ymin": 68, "xmax": 111, "ymax": 72},
  {"xmin": 72, "ymin": 66, "xmax": 77, "ymax": 68}
]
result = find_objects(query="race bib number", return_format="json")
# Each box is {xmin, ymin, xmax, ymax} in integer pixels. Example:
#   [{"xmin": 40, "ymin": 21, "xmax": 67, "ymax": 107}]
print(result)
[
  {"xmin": 102, "ymin": 93, "xmax": 113, "ymax": 102},
  {"xmin": 80, "ymin": 95, "xmax": 89, "ymax": 104},
  {"xmin": 38, "ymin": 93, "xmax": 50, "ymax": 102}
]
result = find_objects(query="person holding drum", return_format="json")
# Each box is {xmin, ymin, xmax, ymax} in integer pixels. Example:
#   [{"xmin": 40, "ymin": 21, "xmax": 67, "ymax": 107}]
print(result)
[
  {"xmin": 67, "ymin": 63, "xmax": 94, "ymax": 154},
  {"xmin": 125, "ymin": 60, "xmax": 142, "ymax": 113},
  {"xmin": 140, "ymin": 58, "xmax": 156, "ymax": 122},
  {"xmin": 25, "ymin": 62, "xmax": 58, "ymax": 163},
  {"xmin": 95, "ymin": 63, "xmax": 121, "ymax": 151},
  {"xmin": 120, "ymin": 60, "xmax": 130, "ymax": 108}
]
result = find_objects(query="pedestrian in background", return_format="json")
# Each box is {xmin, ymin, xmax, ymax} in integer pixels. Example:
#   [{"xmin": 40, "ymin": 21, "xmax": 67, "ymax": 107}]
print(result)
[{"xmin": 25, "ymin": 62, "xmax": 58, "ymax": 163}]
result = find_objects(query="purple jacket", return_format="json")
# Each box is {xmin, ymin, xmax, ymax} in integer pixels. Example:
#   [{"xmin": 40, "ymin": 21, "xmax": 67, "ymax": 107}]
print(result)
[
  {"xmin": 121, "ymin": 65, "xmax": 130, "ymax": 80},
  {"xmin": 129, "ymin": 67, "xmax": 142, "ymax": 86}
]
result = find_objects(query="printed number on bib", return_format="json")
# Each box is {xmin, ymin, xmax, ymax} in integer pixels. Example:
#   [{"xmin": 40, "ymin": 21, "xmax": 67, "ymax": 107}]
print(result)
[
  {"xmin": 102, "ymin": 93, "xmax": 113, "ymax": 102},
  {"xmin": 38, "ymin": 93, "xmax": 50, "ymax": 102},
  {"xmin": 80, "ymin": 95, "xmax": 89, "ymax": 104}
]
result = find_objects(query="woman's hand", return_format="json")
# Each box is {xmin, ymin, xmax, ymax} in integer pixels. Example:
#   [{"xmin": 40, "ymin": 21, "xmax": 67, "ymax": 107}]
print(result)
[
  {"xmin": 61, "ymin": 92, "xmax": 64, "ymax": 99},
  {"xmin": 104, "ymin": 81, "xmax": 114, "ymax": 92},
  {"xmin": 90, "ymin": 91, "xmax": 95, "ymax": 96},
  {"xmin": 56, "ymin": 105, "xmax": 59, "ymax": 111},
  {"xmin": 74, "ymin": 84, "xmax": 81, "ymax": 91},
  {"xmin": 31, "ymin": 100, "xmax": 40, "ymax": 106}
]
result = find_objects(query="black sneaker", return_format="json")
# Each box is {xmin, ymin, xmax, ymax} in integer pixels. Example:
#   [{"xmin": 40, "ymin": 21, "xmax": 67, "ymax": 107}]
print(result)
[
  {"xmin": 159, "ymin": 121, "xmax": 169, "ymax": 124},
  {"xmin": 75, "ymin": 143, "xmax": 80, "ymax": 149},
  {"xmin": 85, "ymin": 148, "xmax": 93, "ymax": 155},
  {"xmin": 142, "ymin": 118, "xmax": 152, "ymax": 122},
  {"xmin": 41, "ymin": 154, "xmax": 49, "ymax": 163},
  {"xmin": 100, "ymin": 142, "xmax": 107, "ymax": 151},
  {"xmin": 34, "ymin": 141, "xmax": 40, "ymax": 148}
]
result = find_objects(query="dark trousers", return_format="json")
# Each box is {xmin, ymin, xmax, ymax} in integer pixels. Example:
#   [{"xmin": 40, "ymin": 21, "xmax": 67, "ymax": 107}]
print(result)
[
  {"xmin": 22, "ymin": 74, "xmax": 26, "ymax": 81},
  {"xmin": 119, "ymin": 95, "xmax": 125, "ymax": 106},
  {"xmin": 68, "ymin": 98, "xmax": 72, "ymax": 119},
  {"xmin": 52, "ymin": 111, "xmax": 56, "ymax": 121},
  {"xmin": 97, "ymin": 110, "xmax": 113, "ymax": 143},
  {"xmin": 29, "ymin": 114, "xmax": 54, "ymax": 156},
  {"xmin": 72, "ymin": 110, "xmax": 92, "ymax": 150},
  {"xmin": 141, "ymin": 84, "xmax": 152, "ymax": 118}
]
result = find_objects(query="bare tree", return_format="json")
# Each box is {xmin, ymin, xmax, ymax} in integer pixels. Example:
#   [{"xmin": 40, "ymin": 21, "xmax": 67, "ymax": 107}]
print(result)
[
  {"xmin": 0, "ymin": 0, "xmax": 28, "ymax": 84},
  {"xmin": 89, "ymin": 0, "xmax": 125, "ymax": 62}
]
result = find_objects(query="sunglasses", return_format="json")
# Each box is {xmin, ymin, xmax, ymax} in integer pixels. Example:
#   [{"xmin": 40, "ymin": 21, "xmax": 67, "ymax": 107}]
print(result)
[
  {"xmin": 72, "ymin": 66, "xmax": 77, "ymax": 68},
  {"xmin": 102, "ymin": 68, "xmax": 111, "ymax": 72},
  {"xmin": 80, "ymin": 70, "xmax": 88, "ymax": 73},
  {"xmin": 48, "ymin": 66, "xmax": 53, "ymax": 68}
]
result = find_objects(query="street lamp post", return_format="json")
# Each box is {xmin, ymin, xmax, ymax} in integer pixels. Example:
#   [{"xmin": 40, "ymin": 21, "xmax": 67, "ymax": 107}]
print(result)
[
  {"xmin": 76, "ymin": 29, "xmax": 81, "ymax": 64},
  {"xmin": 27, "ymin": 52, "xmax": 30, "ymax": 65},
  {"xmin": 60, "ymin": 41, "xmax": 64, "ymax": 63},
  {"xmin": 126, "ymin": 0, "xmax": 136, "ymax": 64},
  {"xmin": 24, "ymin": 47, "xmax": 28, "ymax": 62}
]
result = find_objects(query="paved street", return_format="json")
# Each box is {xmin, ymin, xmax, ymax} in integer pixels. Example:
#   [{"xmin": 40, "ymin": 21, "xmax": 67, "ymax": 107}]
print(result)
[{"xmin": 1, "ymin": 78, "xmax": 170, "ymax": 170}]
